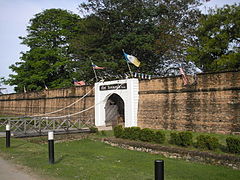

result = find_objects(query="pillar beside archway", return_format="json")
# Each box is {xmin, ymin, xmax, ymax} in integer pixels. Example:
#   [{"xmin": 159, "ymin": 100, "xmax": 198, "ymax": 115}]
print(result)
[{"xmin": 94, "ymin": 79, "xmax": 139, "ymax": 128}]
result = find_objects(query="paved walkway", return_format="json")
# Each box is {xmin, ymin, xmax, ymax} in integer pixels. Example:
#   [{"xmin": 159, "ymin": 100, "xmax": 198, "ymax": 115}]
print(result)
[{"xmin": 0, "ymin": 156, "xmax": 42, "ymax": 180}]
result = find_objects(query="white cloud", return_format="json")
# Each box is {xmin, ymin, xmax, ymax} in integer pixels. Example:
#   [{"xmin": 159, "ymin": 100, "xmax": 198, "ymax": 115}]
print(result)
[{"xmin": 200, "ymin": 0, "xmax": 240, "ymax": 13}]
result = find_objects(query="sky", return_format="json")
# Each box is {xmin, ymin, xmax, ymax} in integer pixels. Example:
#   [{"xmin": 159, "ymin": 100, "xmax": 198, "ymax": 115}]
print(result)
[{"xmin": 0, "ymin": 0, "xmax": 239, "ymax": 94}]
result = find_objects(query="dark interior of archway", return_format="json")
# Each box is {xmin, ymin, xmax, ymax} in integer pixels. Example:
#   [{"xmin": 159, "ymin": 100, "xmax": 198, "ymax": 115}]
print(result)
[
  {"xmin": 108, "ymin": 94, "xmax": 124, "ymax": 118},
  {"xmin": 106, "ymin": 94, "xmax": 125, "ymax": 126}
]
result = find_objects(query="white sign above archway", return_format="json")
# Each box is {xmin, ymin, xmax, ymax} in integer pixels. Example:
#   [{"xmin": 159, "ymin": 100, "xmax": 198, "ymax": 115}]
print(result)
[{"xmin": 95, "ymin": 79, "xmax": 139, "ymax": 127}]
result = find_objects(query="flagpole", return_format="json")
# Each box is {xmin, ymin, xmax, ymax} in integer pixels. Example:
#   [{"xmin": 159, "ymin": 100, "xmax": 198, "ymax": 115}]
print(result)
[
  {"xmin": 91, "ymin": 60, "xmax": 98, "ymax": 82},
  {"xmin": 127, "ymin": 62, "xmax": 133, "ymax": 78},
  {"xmin": 24, "ymin": 86, "xmax": 27, "ymax": 93},
  {"xmin": 122, "ymin": 49, "xmax": 133, "ymax": 78}
]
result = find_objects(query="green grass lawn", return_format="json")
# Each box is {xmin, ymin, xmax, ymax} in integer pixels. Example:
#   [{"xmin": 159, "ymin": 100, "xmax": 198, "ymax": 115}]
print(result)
[
  {"xmin": 0, "ymin": 136, "xmax": 239, "ymax": 180},
  {"xmin": 0, "ymin": 126, "xmax": 5, "ymax": 132}
]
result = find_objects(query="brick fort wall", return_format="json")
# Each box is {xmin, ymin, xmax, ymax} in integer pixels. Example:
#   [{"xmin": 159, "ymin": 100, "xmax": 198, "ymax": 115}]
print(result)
[
  {"xmin": 138, "ymin": 71, "xmax": 240, "ymax": 134},
  {"xmin": 0, "ymin": 71, "xmax": 239, "ymax": 134},
  {"xmin": 0, "ymin": 86, "xmax": 95, "ymax": 126}
]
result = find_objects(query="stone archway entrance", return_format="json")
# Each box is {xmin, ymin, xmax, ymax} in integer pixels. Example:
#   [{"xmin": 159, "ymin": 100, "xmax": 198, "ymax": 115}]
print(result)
[
  {"xmin": 94, "ymin": 78, "xmax": 139, "ymax": 127},
  {"xmin": 105, "ymin": 93, "xmax": 125, "ymax": 127}
]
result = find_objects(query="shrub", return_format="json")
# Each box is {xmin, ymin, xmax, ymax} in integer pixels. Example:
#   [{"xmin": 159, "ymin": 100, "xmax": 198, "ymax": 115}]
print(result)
[
  {"xmin": 121, "ymin": 127, "xmax": 132, "ymax": 139},
  {"xmin": 179, "ymin": 131, "xmax": 193, "ymax": 147},
  {"xmin": 89, "ymin": 126, "xmax": 98, "ymax": 133},
  {"xmin": 196, "ymin": 135, "xmax": 219, "ymax": 150},
  {"xmin": 226, "ymin": 137, "xmax": 240, "ymax": 154},
  {"xmin": 170, "ymin": 131, "xmax": 193, "ymax": 147},
  {"xmin": 139, "ymin": 128, "xmax": 155, "ymax": 142},
  {"xmin": 154, "ymin": 130, "xmax": 166, "ymax": 144},
  {"xmin": 170, "ymin": 132, "xmax": 180, "ymax": 145},
  {"xmin": 113, "ymin": 125, "xmax": 124, "ymax": 138},
  {"xmin": 123, "ymin": 127, "xmax": 141, "ymax": 140}
]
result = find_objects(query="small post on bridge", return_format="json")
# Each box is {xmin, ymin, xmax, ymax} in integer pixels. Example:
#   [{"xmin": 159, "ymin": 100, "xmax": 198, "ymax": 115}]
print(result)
[
  {"xmin": 48, "ymin": 131, "xmax": 55, "ymax": 164},
  {"xmin": 155, "ymin": 159, "xmax": 164, "ymax": 180},
  {"xmin": 6, "ymin": 124, "xmax": 11, "ymax": 148}
]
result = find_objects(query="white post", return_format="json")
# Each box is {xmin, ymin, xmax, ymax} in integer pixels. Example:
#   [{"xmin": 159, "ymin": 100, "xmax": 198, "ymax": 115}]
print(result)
[
  {"xmin": 48, "ymin": 131, "xmax": 54, "ymax": 140},
  {"xmin": 6, "ymin": 124, "xmax": 11, "ymax": 148},
  {"xmin": 6, "ymin": 124, "xmax": 10, "ymax": 131},
  {"xmin": 48, "ymin": 131, "xmax": 54, "ymax": 164}
]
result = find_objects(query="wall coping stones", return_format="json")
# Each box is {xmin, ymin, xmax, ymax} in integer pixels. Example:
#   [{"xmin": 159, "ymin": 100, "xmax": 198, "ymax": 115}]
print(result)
[{"xmin": 139, "ymin": 87, "xmax": 240, "ymax": 94}]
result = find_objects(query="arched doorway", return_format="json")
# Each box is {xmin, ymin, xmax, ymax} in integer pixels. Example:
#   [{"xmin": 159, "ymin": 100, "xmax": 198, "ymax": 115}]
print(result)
[
  {"xmin": 105, "ymin": 93, "xmax": 125, "ymax": 127},
  {"xmin": 95, "ymin": 78, "xmax": 138, "ymax": 127}
]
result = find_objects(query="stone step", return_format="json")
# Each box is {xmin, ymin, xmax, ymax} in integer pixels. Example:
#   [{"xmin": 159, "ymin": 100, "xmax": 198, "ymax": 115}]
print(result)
[{"xmin": 97, "ymin": 126, "xmax": 113, "ymax": 131}]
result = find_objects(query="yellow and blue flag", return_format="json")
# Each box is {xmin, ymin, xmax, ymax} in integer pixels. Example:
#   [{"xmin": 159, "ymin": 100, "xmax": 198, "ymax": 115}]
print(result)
[{"xmin": 123, "ymin": 52, "xmax": 141, "ymax": 67}]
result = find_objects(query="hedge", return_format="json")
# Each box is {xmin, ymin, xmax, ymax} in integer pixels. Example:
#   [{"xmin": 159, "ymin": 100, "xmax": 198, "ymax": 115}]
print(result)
[
  {"xmin": 195, "ymin": 135, "xmax": 219, "ymax": 150},
  {"xmin": 154, "ymin": 130, "xmax": 165, "ymax": 144},
  {"xmin": 122, "ymin": 127, "xmax": 141, "ymax": 140},
  {"xmin": 113, "ymin": 126, "xmax": 165, "ymax": 144},
  {"xmin": 113, "ymin": 127, "xmax": 240, "ymax": 155},
  {"xmin": 139, "ymin": 128, "xmax": 155, "ymax": 142},
  {"xmin": 226, "ymin": 137, "xmax": 240, "ymax": 154},
  {"xmin": 113, "ymin": 125, "xmax": 124, "ymax": 138},
  {"xmin": 170, "ymin": 131, "xmax": 193, "ymax": 147}
]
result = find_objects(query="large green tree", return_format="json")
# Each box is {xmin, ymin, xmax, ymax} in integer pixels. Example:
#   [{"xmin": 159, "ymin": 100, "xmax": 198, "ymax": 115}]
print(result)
[
  {"xmin": 8, "ymin": 1, "xmax": 203, "ymax": 92},
  {"xmin": 7, "ymin": 9, "xmax": 81, "ymax": 92},
  {"xmin": 75, "ymin": 0, "xmax": 202, "ymax": 74},
  {"xmin": 187, "ymin": 4, "xmax": 240, "ymax": 72}
]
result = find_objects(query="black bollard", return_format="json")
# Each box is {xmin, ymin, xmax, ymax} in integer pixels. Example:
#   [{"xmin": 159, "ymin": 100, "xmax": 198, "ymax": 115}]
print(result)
[
  {"xmin": 6, "ymin": 124, "xmax": 11, "ymax": 148},
  {"xmin": 48, "ymin": 131, "xmax": 55, "ymax": 164},
  {"xmin": 155, "ymin": 160, "xmax": 164, "ymax": 180}
]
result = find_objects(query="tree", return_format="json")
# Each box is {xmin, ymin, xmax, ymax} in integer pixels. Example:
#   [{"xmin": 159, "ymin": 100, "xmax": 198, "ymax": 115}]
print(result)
[
  {"xmin": 7, "ymin": 1, "xmax": 203, "ymax": 93},
  {"xmin": 75, "ymin": 0, "xmax": 202, "ymax": 75},
  {"xmin": 7, "ymin": 9, "xmax": 81, "ymax": 92},
  {"xmin": 0, "ymin": 77, "xmax": 5, "ymax": 85},
  {"xmin": 187, "ymin": 4, "xmax": 240, "ymax": 72}
]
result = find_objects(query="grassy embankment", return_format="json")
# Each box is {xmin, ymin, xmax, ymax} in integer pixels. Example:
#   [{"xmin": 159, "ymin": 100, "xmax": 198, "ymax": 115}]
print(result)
[{"xmin": 0, "ymin": 134, "xmax": 239, "ymax": 180}]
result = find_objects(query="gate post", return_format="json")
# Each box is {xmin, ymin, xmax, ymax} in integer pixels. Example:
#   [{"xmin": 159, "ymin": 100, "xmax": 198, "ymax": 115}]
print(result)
[
  {"xmin": 53, "ymin": 118, "xmax": 56, "ymax": 130},
  {"xmin": 6, "ymin": 124, "xmax": 11, "ymax": 148},
  {"xmin": 48, "ymin": 131, "xmax": 55, "ymax": 164},
  {"xmin": 34, "ymin": 119, "xmax": 37, "ymax": 128},
  {"xmin": 39, "ymin": 118, "xmax": 42, "ymax": 135},
  {"xmin": 67, "ymin": 116, "xmax": 70, "ymax": 132},
  {"xmin": 155, "ymin": 160, "xmax": 164, "ymax": 180},
  {"xmin": 24, "ymin": 119, "xmax": 27, "ymax": 134}
]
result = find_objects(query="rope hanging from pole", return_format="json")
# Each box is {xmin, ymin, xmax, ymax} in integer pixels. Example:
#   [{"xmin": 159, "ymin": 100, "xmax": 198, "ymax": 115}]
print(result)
[
  {"xmin": 41, "ymin": 82, "xmax": 125, "ymax": 119},
  {"xmin": 30, "ymin": 86, "xmax": 95, "ymax": 117}
]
